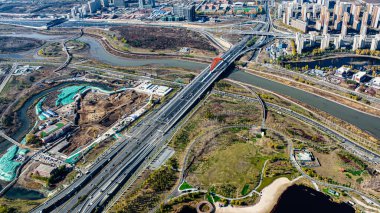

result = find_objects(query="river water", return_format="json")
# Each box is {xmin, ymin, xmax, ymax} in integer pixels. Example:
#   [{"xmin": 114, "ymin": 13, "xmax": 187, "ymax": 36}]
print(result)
[
  {"xmin": 78, "ymin": 36, "xmax": 207, "ymax": 70},
  {"xmin": 1, "ymin": 32, "xmax": 380, "ymax": 201},
  {"xmin": 286, "ymin": 56, "xmax": 380, "ymax": 69},
  {"xmin": 0, "ymin": 33, "xmax": 66, "ymax": 60},
  {"xmin": 0, "ymin": 81, "xmax": 112, "ymax": 200},
  {"xmin": 228, "ymin": 70, "xmax": 380, "ymax": 139}
]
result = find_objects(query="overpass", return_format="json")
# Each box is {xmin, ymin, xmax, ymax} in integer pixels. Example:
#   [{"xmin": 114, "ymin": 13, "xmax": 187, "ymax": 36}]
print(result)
[
  {"xmin": 32, "ymin": 34, "xmax": 259, "ymax": 213},
  {"xmin": 32, "ymin": 3, "xmax": 272, "ymax": 212},
  {"xmin": 232, "ymin": 30, "xmax": 294, "ymax": 38}
]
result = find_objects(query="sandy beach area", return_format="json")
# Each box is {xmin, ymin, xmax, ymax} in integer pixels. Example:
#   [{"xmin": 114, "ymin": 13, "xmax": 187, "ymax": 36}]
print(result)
[{"xmin": 215, "ymin": 177, "xmax": 294, "ymax": 213}]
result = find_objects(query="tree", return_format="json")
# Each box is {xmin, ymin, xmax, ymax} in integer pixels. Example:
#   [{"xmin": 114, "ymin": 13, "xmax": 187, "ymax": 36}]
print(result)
[
  {"xmin": 1, "ymin": 115, "xmax": 12, "ymax": 127},
  {"xmin": 25, "ymin": 133, "xmax": 38, "ymax": 144},
  {"xmin": 48, "ymin": 165, "xmax": 70, "ymax": 186},
  {"xmin": 167, "ymin": 157, "xmax": 179, "ymax": 170},
  {"xmin": 0, "ymin": 205, "xmax": 16, "ymax": 213},
  {"xmin": 290, "ymin": 40, "xmax": 296, "ymax": 56}
]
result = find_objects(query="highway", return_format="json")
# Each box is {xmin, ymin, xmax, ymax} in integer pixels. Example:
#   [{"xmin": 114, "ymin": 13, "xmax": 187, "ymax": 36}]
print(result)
[
  {"xmin": 32, "ymin": 32, "xmax": 253, "ymax": 213},
  {"xmin": 0, "ymin": 63, "xmax": 17, "ymax": 94},
  {"xmin": 31, "ymin": 4, "xmax": 272, "ymax": 212}
]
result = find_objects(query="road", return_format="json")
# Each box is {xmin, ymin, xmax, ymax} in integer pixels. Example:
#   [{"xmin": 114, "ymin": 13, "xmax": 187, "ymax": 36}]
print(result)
[
  {"xmin": 0, "ymin": 63, "xmax": 17, "ymax": 94},
  {"xmin": 53, "ymin": 29, "xmax": 83, "ymax": 73},
  {"xmin": 31, "ymin": 5, "xmax": 272, "ymax": 212},
  {"xmin": 214, "ymin": 90, "xmax": 380, "ymax": 164},
  {"xmin": 261, "ymin": 63, "xmax": 380, "ymax": 105},
  {"xmin": 0, "ymin": 131, "xmax": 25, "ymax": 148},
  {"xmin": 212, "ymin": 90, "xmax": 380, "ymax": 206},
  {"xmin": 32, "ymin": 32, "xmax": 253, "ymax": 213}
]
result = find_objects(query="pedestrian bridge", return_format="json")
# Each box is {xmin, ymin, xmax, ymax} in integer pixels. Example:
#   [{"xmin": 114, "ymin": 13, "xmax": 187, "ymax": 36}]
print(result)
[{"xmin": 0, "ymin": 131, "xmax": 26, "ymax": 149}]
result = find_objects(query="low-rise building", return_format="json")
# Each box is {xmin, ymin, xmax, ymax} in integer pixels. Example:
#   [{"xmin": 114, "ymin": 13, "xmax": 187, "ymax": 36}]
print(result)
[
  {"xmin": 371, "ymin": 77, "xmax": 380, "ymax": 89},
  {"xmin": 335, "ymin": 66, "xmax": 351, "ymax": 78},
  {"xmin": 353, "ymin": 71, "xmax": 367, "ymax": 83},
  {"xmin": 294, "ymin": 149, "xmax": 320, "ymax": 167},
  {"xmin": 308, "ymin": 69, "xmax": 326, "ymax": 77},
  {"xmin": 135, "ymin": 82, "xmax": 172, "ymax": 96},
  {"xmin": 295, "ymin": 150, "xmax": 313, "ymax": 161},
  {"xmin": 34, "ymin": 164, "xmax": 55, "ymax": 178}
]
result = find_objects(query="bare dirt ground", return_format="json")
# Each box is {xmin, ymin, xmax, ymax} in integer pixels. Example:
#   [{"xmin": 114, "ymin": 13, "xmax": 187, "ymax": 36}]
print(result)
[{"xmin": 65, "ymin": 90, "xmax": 148, "ymax": 153}]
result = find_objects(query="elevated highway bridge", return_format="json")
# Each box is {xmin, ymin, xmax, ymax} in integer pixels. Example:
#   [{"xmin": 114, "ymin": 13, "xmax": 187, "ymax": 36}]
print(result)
[
  {"xmin": 32, "ymin": 33, "xmax": 263, "ymax": 213},
  {"xmin": 32, "ymin": 4, "xmax": 272, "ymax": 212}
]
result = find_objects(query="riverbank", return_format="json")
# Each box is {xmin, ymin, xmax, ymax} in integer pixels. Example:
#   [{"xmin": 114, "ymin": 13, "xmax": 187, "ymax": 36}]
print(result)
[
  {"xmin": 82, "ymin": 31, "xmax": 213, "ymax": 64},
  {"xmin": 3, "ymin": 79, "xmax": 113, "ymax": 141},
  {"xmin": 77, "ymin": 36, "xmax": 208, "ymax": 70},
  {"xmin": 242, "ymin": 66, "xmax": 380, "ymax": 116},
  {"xmin": 228, "ymin": 70, "xmax": 380, "ymax": 140},
  {"xmin": 215, "ymin": 177, "xmax": 293, "ymax": 213},
  {"xmin": 284, "ymin": 53, "xmax": 380, "ymax": 64}
]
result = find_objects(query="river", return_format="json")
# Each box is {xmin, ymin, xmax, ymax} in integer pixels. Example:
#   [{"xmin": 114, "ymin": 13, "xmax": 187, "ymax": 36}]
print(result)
[
  {"xmin": 0, "ymin": 81, "xmax": 113, "ymax": 200},
  {"xmin": 1, "ymin": 31, "xmax": 380, "ymax": 200},
  {"xmin": 78, "ymin": 36, "xmax": 207, "ymax": 70},
  {"xmin": 228, "ymin": 70, "xmax": 380, "ymax": 139},
  {"xmin": 286, "ymin": 56, "xmax": 380, "ymax": 69},
  {"xmin": 0, "ymin": 32, "xmax": 208, "ymax": 71},
  {"xmin": 3, "ymin": 186, "xmax": 44, "ymax": 200},
  {"xmin": 0, "ymin": 33, "xmax": 66, "ymax": 60}
]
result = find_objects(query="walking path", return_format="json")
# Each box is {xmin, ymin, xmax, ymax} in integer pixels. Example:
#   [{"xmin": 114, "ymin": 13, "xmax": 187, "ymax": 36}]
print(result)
[
  {"xmin": 0, "ymin": 131, "xmax": 25, "ymax": 148},
  {"xmin": 215, "ymin": 177, "xmax": 293, "ymax": 213}
]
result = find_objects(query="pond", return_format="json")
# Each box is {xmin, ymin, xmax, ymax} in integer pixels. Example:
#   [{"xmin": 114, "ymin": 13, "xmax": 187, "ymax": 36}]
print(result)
[{"xmin": 272, "ymin": 185, "xmax": 354, "ymax": 213}]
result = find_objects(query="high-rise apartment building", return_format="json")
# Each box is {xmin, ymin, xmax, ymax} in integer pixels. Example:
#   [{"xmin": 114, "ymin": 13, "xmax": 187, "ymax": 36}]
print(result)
[
  {"xmin": 371, "ymin": 6, "xmax": 380, "ymax": 28},
  {"xmin": 88, "ymin": 0, "xmax": 101, "ymax": 14},
  {"xmin": 113, "ymin": 0, "xmax": 125, "ymax": 8},
  {"xmin": 173, "ymin": 5, "xmax": 195, "ymax": 22}
]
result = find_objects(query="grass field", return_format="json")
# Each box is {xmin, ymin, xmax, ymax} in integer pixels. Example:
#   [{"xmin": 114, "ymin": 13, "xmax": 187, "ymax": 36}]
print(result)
[
  {"xmin": 0, "ymin": 197, "xmax": 45, "ymax": 212},
  {"xmin": 187, "ymin": 136, "xmax": 269, "ymax": 198},
  {"xmin": 241, "ymin": 184, "xmax": 250, "ymax": 196},
  {"xmin": 41, "ymin": 122, "xmax": 65, "ymax": 137},
  {"xmin": 179, "ymin": 181, "xmax": 193, "ymax": 191}
]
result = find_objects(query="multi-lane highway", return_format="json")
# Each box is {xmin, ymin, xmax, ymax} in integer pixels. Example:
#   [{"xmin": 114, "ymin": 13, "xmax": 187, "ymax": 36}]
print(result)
[
  {"xmin": 31, "ymin": 3, "xmax": 272, "ymax": 211},
  {"xmin": 32, "ymin": 31, "xmax": 254, "ymax": 213}
]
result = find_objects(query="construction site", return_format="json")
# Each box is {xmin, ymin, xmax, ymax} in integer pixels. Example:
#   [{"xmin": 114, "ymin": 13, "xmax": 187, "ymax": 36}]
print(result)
[
  {"xmin": 65, "ymin": 88, "xmax": 149, "ymax": 154},
  {"xmin": 1, "ymin": 79, "xmax": 172, "ymax": 194}
]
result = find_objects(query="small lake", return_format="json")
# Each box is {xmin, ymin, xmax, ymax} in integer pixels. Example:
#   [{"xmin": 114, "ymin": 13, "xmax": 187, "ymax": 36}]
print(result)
[
  {"xmin": 272, "ymin": 185, "xmax": 354, "ymax": 213},
  {"xmin": 286, "ymin": 56, "xmax": 380, "ymax": 69},
  {"xmin": 3, "ymin": 186, "xmax": 45, "ymax": 200}
]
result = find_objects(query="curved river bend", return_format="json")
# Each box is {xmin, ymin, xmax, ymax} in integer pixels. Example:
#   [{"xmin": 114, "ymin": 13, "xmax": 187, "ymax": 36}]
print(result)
[
  {"xmin": 1, "ymin": 31, "xmax": 380, "ymax": 200},
  {"xmin": 228, "ymin": 70, "xmax": 380, "ymax": 139},
  {"xmin": 77, "ymin": 36, "xmax": 208, "ymax": 70},
  {"xmin": 3, "ymin": 32, "xmax": 380, "ymax": 139},
  {"xmin": 71, "ymin": 36, "xmax": 380, "ymax": 139}
]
